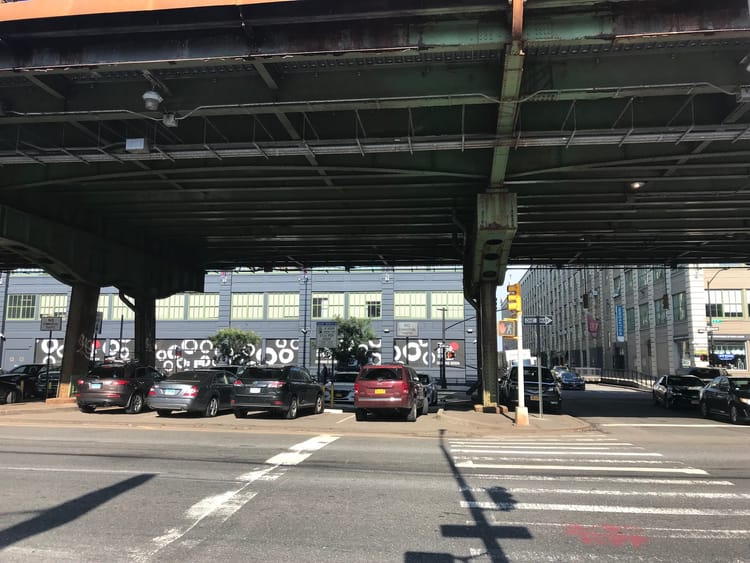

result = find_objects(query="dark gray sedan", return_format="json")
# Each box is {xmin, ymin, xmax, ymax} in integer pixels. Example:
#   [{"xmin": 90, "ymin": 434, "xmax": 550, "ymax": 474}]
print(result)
[{"xmin": 147, "ymin": 369, "xmax": 235, "ymax": 417}]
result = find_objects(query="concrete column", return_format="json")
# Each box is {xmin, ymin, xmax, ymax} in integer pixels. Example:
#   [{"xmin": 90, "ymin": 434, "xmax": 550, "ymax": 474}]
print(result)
[
  {"xmin": 480, "ymin": 281, "xmax": 498, "ymax": 406},
  {"xmin": 135, "ymin": 295, "xmax": 156, "ymax": 367},
  {"xmin": 56, "ymin": 282, "xmax": 99, "ymax": 401}
]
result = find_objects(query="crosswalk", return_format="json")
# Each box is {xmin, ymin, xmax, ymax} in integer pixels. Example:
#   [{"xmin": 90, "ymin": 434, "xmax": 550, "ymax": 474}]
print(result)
[{"xmin": 447, "ymin": 434, "xmax": 750, "ymax": 562}]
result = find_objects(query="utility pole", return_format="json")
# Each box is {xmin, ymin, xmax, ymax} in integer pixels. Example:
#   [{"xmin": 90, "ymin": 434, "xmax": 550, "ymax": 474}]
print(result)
[{"xmin": 439, "ymin": 307, "xmax": 447, "ymax": 389}]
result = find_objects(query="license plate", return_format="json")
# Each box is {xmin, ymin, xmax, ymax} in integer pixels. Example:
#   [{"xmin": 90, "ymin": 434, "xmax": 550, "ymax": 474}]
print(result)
[
  {"xmin": 90, "ymin": 383, "xmax": 101, "ymax": 389},
  {"xmin": 529, "ymin": 395, "xmax": 539, "ymax": 401},
  {"xmin": 249, "ymin": 387, "xmax": 261, "ymax": 394},
  {"xmin": 335, "ymin": 391, "xmax": 347, "ymax": 398},
  {"xmin": 165, "ymin": 389, "xmax": 180, "ymax": 396},
  {"xmin": 374, "ymin": 388, "xmax": 386, "ymax": 395}
]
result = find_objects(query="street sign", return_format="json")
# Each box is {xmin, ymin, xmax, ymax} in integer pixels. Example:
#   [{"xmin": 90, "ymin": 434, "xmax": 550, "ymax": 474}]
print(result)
[
  {"xmin": 396, "ymin": 321, "xmax": 419, "ymax": 337},
  {"xmin": 40, "ymin": 316, "xmax": 62, "ymax": 331},
  {"xmin": 316, "ymin": 321, "xmax": 338, "ymax": 348},
  {"xmin": 523, "ymin": 315, "xmax": 553, "ymax": 326}
]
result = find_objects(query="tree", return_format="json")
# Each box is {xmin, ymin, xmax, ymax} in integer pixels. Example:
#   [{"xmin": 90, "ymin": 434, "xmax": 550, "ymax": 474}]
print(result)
[
  {"xmin": 208, "ymin": 327, "xmax": 261, "ymax": 365},
  {"xmin": 331, "ymin": 317, "xmax": 377, "ymax": 369}
]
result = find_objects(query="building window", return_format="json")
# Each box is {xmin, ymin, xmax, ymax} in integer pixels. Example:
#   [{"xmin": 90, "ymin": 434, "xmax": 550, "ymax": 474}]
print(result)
[
  {"xmin": 673, "ymin": 292, "xmax": 687, "ymax": 322},
  {"xmin": 39, "ymin": 294, "xmax": 68, "ymax": 318},
  {"xmin": 111, "ymin": 295, "xmax": 135, "ymax": 320},
  {"xmin": 613, "ymin": 276, "xmax": 622, "ymax": 297},
  {"xmin": 625, "ymin": 270, "xmax": 634, "ymax": 292},
  {"xmin": 349, "ymin": 292, "xmax": 382, "ymax": 319},
  {"xmin": 312, "ymin": 293, "xmax": 344, "ymax": 319},
  {"xmin": 7, "ymin": 294, "xmax": 36, "ymax": 320},
  {"xmin": 626, "ymin": 307, "xmax": 635, "ymax": 332},
  {"xmin": 188, "ymin": 293, "xmax": 219, "ymax": 320},
  {"xmin": 231, "ymin": 293, "xmax": 264, "ymax": 320},
  {"xmin": 707, "ymin": 289, "xmax": 742, "ymax": 318},
  {"xmin": 653, "ymin": 268, "xmax": 664, "ymax": 282},
  {"xmin": 394, "ymin": 292, "xmax": 427, "ymax": 319},
  {"xmin": 97, "ymin": 295, "xmax": 110, "ymax": 321},
  {"xmin": 268, "ymin": 293, "xmax": 299, "ymax": 320},
  {"xmin": 639, "ymin": 303, "xmax": 649, "ymax": 329},
  {"xmin": 430, "ymin": 291, "xmax": 464, "ymax": 320},
  {"xmin": 637, "ymin": 269, "xmax": 648, "ymax": 289},
  {"xmin": 156, "ymin": 294, "xmax": 186, "ymax": 320},
  {"xmin": 654, "ymin": 298, "xmax": 667, "ymax": 325}
]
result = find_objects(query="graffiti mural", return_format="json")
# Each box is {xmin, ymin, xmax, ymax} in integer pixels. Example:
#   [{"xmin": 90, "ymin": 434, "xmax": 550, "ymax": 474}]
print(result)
[{"xmin": 394, "ymin": 339, "xmax": 466, "ymax": 368}]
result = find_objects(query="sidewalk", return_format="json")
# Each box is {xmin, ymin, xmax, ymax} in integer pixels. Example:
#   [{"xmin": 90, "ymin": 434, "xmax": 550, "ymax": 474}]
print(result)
[{"xmin": 0, "ymin": 392, "xmax": 592, "ymax": 439}]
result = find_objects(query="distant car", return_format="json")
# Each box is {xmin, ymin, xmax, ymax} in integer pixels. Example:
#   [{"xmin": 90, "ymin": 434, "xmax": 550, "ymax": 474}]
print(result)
[
  {"xmin": 324, "ymin": 370, "xmax": 358, "ymax": 404},
  {"xmin": 417, "ymin": 373, "xmax": 439, "ymax": 405},
  {"xmin": 560, "ymin": 371, "xmax": 585, "ymax": 391},
  {"xmin": 232, "ymin": 365, "xmax": 324, "ymax": 419},
  {"xmin": 687, "ymin": 367, "xmax": 730, "ymax": 383},
  {"xmin": 652, "ymin": 375, "xmax": 704, "ymax": 409},
  {"xmin": 76, "ymin": 361, "xmax": 164, "ymax": 414},
  {"xmin": 500, "ymin": 366, "xmax": 562, "ymax": 414},
  {"xmin": 0, "ymin": 380, "xmax": 22, "ymax": 404},
  {"xmin": 551, "ymin": 365, "xmax": 567, "ymax": 382},
  {"xmin": 699, "ymin": 375, "xmax": 750, "ymax": 424},
  {"xmin": 0, "ymin": 364, "xmax": 47, "ymax": 400},
  {"xmin": 354, "ymin": 364, "xmax": 428, "ymax": 422},
  {"xmin": 147, "ymin": 369, "xmax": 235, "ymax": 417}
]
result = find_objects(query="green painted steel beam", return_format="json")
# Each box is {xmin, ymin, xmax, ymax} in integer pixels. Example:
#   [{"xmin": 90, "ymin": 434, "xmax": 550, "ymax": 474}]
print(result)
[
  {"xmin": 0, "ymin": 205, "xmax": 204, "ymax": 298},
  {"xmin": 490, "ymin": 41, "xmax": 525, "ymax": 187}
]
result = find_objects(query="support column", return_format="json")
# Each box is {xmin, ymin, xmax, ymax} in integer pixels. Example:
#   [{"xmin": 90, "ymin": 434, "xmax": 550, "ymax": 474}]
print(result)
[
  {"xmin": 56, "ymin": 283, "xmax": 99, "ymax": 401},
  {"xmin": 480, "ymin": 281, "xmax": 498, "ymax": 406},
  {"xmin": 135, "ymin": 295, "xmax": 156, "ymax": 368}
]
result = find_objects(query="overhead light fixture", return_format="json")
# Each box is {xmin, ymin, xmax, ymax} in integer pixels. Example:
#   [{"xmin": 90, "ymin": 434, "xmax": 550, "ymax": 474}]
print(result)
[
  {"xmin": 125, "ymin": 138, "xmax": 149, "ymax": 153},
  {"xmin": 142, "ymin": 90, "xmax": 163, "ymax": 111},
  {"xmin": 629, "ymin": 181, "xmax": 645, "ymax": 191}
]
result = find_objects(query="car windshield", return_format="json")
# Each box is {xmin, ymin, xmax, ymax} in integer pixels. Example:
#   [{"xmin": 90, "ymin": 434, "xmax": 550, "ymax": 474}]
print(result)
[
  {"xmin": 242, "ymin": 367, "xmax": 285, "ymax": 381},
  {"xmin": 165, "ymin": 371, "xmax": 212, "ymax": 384},
  {"xmin": 668, "ymin": 376, "xmax": 704, "ymax": 386},
  {"xmin": 418, "ymin": 375, "xmax": 430, "ymax": 384},
  {"xmin": 8, "ymin": 365, "xmax": 32, "ymax": 374},
  {"xmin": 561, "ymin": 372, "xmax": 578, "ymax": 380},
  {"xmin": 359, "ymin": 368, "xmax": 401, "ymax": 381},
  {"xmin": 510, "ymin": 367, "xmax": 556, "ymax": 383},
  {"xmin": 335, "ymin": 372, "xmax": 358, "ymax": 383},
  {"xmin": 730, "ymin": 378, "xmax": 750, "ymax": 390}
]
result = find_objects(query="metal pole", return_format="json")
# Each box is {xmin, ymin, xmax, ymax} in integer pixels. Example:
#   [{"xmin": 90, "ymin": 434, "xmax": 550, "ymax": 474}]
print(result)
[
  {"xmin": 302, "ymin": 275, "xmax": 308, "ymax": 368},
  {"xmin": 537, "ymin": 321, "xmax": 543, "ymax": 418},
  {"xmin": 44, "ymin": 329, "xmax": 52, "ymax": 401},
  {"xmin": 440, "ymin": 307, "xmax": 447, "ymax": 389},
  {"xmin": 0, "ymin": 270, "xmax": 9, "ymax": 365},
  {"xmin": 517, "ymin": 310, "xmax": 525, "ymax": 409},
  {"xmin": 118, "ymin": 314, "xmax": 124, "ymax": 359}
]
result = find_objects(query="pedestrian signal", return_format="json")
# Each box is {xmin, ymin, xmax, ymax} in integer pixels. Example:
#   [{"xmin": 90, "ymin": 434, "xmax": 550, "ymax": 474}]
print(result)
[{"xmin": 497, "ymin": 320, "xmax": 516, "ymax": 338}]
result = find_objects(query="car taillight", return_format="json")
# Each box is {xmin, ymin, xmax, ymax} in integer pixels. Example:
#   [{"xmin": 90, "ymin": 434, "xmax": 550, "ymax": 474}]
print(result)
[
  {"xmin": 77, "ymin": 379, "xmax": 85, "ymax": 385},
  {"xmin": 107, "ymin": 379, "xmax": 130, "ymax": 386},
  {"xmin": 233, "ymin": 379, "xmax": 244, "ymax": 387},
  {"xmin": 148, "ymin": 387, "xmax": 156, "ymax": 396},
  {"xmin": 354, "ymin": 382, "xmax": 359, "ymax": 394},
  {"xmin": 183, "ymin": 386, "xmax": 199, "ymax": 397},
  {"xmin": 267, "ymin": 381, "xmax": 284, "ymax": 388},
  {"xmin": 402, "ymin": 381, "xmax": 409, "ymax": 394}
]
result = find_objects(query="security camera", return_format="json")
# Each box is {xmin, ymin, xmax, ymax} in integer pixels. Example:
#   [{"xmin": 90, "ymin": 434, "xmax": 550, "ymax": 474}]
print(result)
[{"xmin": 142, "ymin": 90, "xmax": 163, "ymax": 111}]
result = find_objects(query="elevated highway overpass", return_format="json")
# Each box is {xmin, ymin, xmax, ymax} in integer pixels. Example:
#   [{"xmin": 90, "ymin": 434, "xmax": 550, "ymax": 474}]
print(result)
[{"xmin": 2, "ymin": 0, "xmax": 750, "ymax": 405}]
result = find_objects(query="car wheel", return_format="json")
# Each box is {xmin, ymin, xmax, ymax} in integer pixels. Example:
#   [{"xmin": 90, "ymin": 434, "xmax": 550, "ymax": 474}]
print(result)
[
  {"xmin": 234, "ymin": 409, "xmax": 248, "ymax": 418},
  {"xmin": 5, "ymin": 389, "xmax": 19, "ymax": 404},
  {"xmin": 125, "ymin": 393, "xmax": 144, "ymax": 414},
  {"xmin": 421, "ymin": 397, "xmax": 429, "ymax": 415},
  {"xmin": 700, "ymin": 401, "xmax": 710, "ymax": 419},
  {"xmin": 156, "ymin": 409, "xmax": 171, "ymax": 417},
  {"xmin": 730, "ymin": 405, "xmax": 739, "ymax": 424},
  {"xmin": 204, "ymin": 397, "xmax": 219, "ymax": 418},
  {"xmin": 405, "ymin": 402, "xmax": 417, "ymax": 422},
  {"xmin": 285, "ymin": 396, "xmax": 298, "ymax": 419},
  {"xmin": 314, "ymin": 394, "xmax": 324, "ymax": 414},
  {"xmin": 355, "ymin": 408, "xmax": 367, "ymax": 421},
  {"xmin": 79, "ymin": 405, "xmax": 96, "ymax": 413}
]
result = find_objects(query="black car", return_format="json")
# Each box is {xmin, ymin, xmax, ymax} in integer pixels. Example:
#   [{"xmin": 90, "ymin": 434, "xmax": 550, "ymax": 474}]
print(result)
[
  {"xmin": 500, "ymin": 366, "xmax": 563, "ymax": 414},
  {"xmin": 560, "ymin": 371, "xmax": 586, "ymax": 391},
  {"xmin": 418, "ymin": 373, "xmax": 439, "ymax": 405},
  {"xmin": 147, "ymin": 369, "xmax": 235, "ymax": 417},
  {"xmin": 0, "ymin": 364, "xmax": 47, "ymax": 400},
  {"xmin": 232, "ymin": 365, "xmax": 324, "ymax": 419},
  {"xmin": 652, "ymin": 375, "xmax": 704, "ymax": 409},
  {"xmin": 0, "ymin": 380, "xmax": 22, "ymax": 404},
  {"xmin": 76, "ymin": 361, "xmax": 164, "ymax": 414},
  {"xmin": 686, "ymin": 367, "xmax": 730, "ymax": 384},
  {"xmin": 699, "ymin": 375, "xmax": 750, "ymax": 424}
]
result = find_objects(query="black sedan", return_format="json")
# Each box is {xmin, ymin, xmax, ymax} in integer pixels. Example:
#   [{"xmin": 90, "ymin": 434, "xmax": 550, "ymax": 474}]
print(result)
[
  {"xmin": 147, "ymin": 369, "xmax": 235, "ymax": 417},
  {"xmin": 700, "ymin": 375, "xmax": 750, "ymax": 424},
  {"xmin": 560, "ymin": 371, "xmax": 586, "ymax": 390},
  {"xmin": 0, "ymin": 364, "xmax": 47, "ymax": 400},
  {"xmin": 232, "ymin": 365, "xmax": 324, "ymax": 419},
  {"xmin": 652, "ymin": 375, "xmax": 705, "ymax": 409}
]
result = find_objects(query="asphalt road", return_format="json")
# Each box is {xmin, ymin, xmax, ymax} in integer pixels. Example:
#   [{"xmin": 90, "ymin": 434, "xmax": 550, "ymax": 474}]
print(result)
[{"xmin": 0, "ymin": 384, "xmax": 748, "ymax": 562}]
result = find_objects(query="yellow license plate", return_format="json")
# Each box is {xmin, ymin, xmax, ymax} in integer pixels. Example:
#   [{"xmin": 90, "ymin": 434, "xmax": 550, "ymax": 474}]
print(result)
[
  {"xmin": 530, "ymin": 395, "xmax": 540, "ymax": 401},
  {"xmin": 374, "ymin": 388, "xmax": 386, "ymax": 395}
]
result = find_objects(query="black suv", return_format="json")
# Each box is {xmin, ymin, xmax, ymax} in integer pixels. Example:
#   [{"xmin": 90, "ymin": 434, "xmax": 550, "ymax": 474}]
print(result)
[
  {"xmin": 232, "ymin": 365, "xmax": 324, "ymax": 419},
  {"xmin": 499, "ymin": 366, "xmax": 562, "ymax": 414},
  {"xmin": 76, "ymin": 361, "xmax": 164, "ymax": 414}
]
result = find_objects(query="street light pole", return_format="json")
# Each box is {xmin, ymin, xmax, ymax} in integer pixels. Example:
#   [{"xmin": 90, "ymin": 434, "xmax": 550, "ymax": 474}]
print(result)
[
  {"xmin": 707, "ymin": 267, "xmax": 729, "ymax": 366},
  {"xmin": 439, "ymin": 307, "xmax": 447, "ymax": 389}
]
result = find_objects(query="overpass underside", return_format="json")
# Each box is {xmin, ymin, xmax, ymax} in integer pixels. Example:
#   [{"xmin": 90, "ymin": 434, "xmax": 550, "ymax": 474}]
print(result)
[{"xmin": 1, "ymin": 0, "xmax": 750, "ymax": 405}]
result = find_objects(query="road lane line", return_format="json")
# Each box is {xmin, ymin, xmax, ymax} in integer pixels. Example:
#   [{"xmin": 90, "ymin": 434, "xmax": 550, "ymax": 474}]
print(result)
[
  {"xmin": 336, "ymin": 414, "xmax": 355, "ymax": 423},
  {"xmin": 455, "ymin": 460, "xmax": 708, "ymax": 474},
  {"xmin": 461, "ymin": 501, "xmax": 750, "ymax": 515},
  {"xmin": 465, "ymin": 473, "xmax": 733, "ymax": 485},
  {"xmin": 599, "ymin": 423, "xmax": 750, "ymax": 427},
  {"xmin": 451, "ymin": 449, "xmax": 662, "ymax": 456},
  {"xmin": 460, "ymin": 486, "xmax": 750, "ymax": 499},
  {"xmin": 454, "ymin": 456, "xmax": 674, "ymax": 464}
]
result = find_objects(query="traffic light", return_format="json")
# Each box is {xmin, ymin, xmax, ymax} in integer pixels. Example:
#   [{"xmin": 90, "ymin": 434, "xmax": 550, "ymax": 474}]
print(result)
[{"xmin": 507, "ymin": 283, "xmax": 522, "ymax": 316}]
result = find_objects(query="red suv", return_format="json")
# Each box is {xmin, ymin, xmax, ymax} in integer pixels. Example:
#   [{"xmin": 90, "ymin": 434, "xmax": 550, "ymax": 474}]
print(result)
[{"xmin": 354, "ymin": 364, "xmax": 428, "ymax": 422}]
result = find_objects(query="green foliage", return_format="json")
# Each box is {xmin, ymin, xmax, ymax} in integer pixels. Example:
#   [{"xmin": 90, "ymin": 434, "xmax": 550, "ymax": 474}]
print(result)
[
  {"xmin": 208, "ymin": 327, "xmax": 261, "ymax": 364},
  {"xmin": 331, "ymin": 317, "xmax": 377, "ymax": 369}
]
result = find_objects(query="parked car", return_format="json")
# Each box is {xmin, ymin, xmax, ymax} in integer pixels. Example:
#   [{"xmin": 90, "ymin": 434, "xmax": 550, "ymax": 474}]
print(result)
[
  {"xmin": 699, "ymin": 375, "xmax": 750, "ymax": 424},
  {"xmin": 560, "ymin": 371, "xmax": 586, "ymax": 391},
  {"xmin": 686, "ymin": 367, "xmax": 730, "ymax": 383},
  {"xmin": 500, "ymin": 366, "xmax": 562, "ymax": 414},
  {"xmin": 354, "ymin": 363, "xmax": 428, "ymax": 422},
  {"xmin": 652, "ymin": 374, "xmax": 704, "ymax": 409},
  {"xmin": 324, "ymin": 370, "xmax": 358, "ymax": 404},
  {"xmin": 551, "ymin": 365, "xmax": 567, "ymax": 382},
  {"xmin": 0, "ymin": 363, "xmax": 47, "ymax": 400},
  {"xmin": 147, "ymin": 369, "xmax": 235, "ymax": 417},
  {"xmin": 232, "ymin": 365, "xmax": 324, "ymax": 419},
  {"xmin": 417, "ymin": 373, "xmax": 439, "ymax": 405},
  {"xmin": 36, "ymin": 368, "xmax": 61, "ymax": 398},
  {"xmin": 0, "ymin": 380, "xmax": 22, "ymax": 404},
  {"xmin": 76, "ymin": 361, "xmax": 164, "ymax": 414}
]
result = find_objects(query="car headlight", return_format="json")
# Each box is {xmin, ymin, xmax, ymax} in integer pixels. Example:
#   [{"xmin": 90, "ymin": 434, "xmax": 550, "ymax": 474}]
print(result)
[{"xmin": 740, "ymin": 397, "xmax": 750, "ymax": 406}]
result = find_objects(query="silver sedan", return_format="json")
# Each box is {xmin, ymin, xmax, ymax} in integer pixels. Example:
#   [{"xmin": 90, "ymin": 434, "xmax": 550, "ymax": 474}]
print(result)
[{"xmin": 146, "ymin": 369, "xmax": 235, "ymax": 417}]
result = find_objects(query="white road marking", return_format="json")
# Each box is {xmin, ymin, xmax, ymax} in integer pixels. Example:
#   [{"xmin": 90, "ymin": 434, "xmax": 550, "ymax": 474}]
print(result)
[
  {"xmin": 454, "ymin": 456, "xmax": 672, "ymax": 464},
  {"xmin": 464, "ymin": 473, "xmax": 733, "ymax": 486},
  {"xmin": 336, "ymin": 415, "xmax": 355, "ymax": 423},
  {"xmin": 460, "ymin": 486, "xmax": 750, "ymax": 499},
  {"xmin": 455, "ymin": 460, "xmax": 708, "ymax": 474},
  {"xmin": 451, "ymin": 448, "xmax": 661, "ymax": 456},
  {"xmin": 599, "ymin": 423, "xmax": 749, "ymax": 427},
  {"xmin": 461, "ymin": 500, "xmax": 750, "ymax": 516},
  {"xmin": 451, "ymin": 444, "xmax": 636, "ymax": 450}
]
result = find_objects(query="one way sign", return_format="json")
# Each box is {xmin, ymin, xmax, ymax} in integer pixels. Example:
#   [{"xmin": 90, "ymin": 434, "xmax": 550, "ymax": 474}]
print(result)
[{"xmin": 523, "ymin": 315, "xmax": 553, "ymax": 326}]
